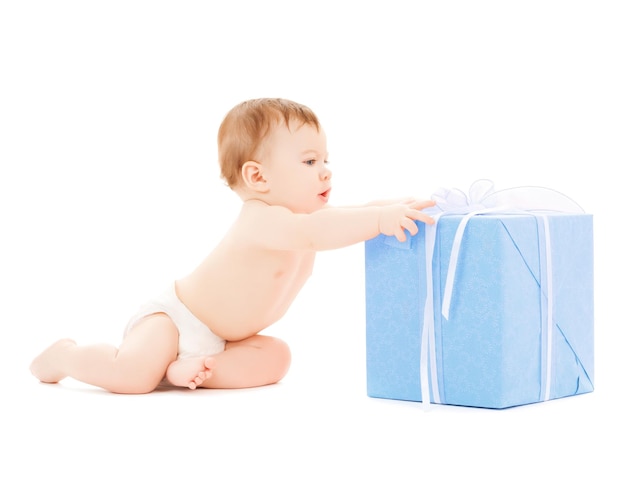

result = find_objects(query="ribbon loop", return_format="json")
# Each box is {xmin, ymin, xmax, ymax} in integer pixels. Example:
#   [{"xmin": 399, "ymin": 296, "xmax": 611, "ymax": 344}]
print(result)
[{"xmin": 431, "ymin": 179, "xmax": 584, "ymax": 215}]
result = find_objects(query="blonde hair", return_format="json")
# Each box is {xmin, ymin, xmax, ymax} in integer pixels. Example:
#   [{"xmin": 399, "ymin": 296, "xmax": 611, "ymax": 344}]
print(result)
[{"xmin": 218, "ymin": 98, "xmax": 321, "ymax": 188}]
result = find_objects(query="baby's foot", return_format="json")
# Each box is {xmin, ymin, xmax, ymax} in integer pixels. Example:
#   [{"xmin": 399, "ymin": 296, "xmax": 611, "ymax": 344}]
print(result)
[
  {"xmin": 165, "ymin": 356, "xmax": 216, "ymax": 390},
  {"xmin": 30, "ymin": 339, "xmax": 76, "ymax": 383}
]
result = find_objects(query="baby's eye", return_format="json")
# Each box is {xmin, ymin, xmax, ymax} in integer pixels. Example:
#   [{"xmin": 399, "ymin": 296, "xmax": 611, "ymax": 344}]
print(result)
[{"xmin": 304, "ymin": 159, "xmax": 316, "ymax": 166}]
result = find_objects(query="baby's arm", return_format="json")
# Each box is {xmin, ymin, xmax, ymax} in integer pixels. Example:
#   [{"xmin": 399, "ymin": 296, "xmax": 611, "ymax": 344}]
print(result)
[
  {"xmin": 246, "ymin": 199, "xmax": 436, "ymax": 251},
  {"xmin": 338, "ymin": 197, "xmax": 419, "ymax": 207},
  {"xmin": 362, "ymin": 197, "xmax": 419, "ymax": 207}
]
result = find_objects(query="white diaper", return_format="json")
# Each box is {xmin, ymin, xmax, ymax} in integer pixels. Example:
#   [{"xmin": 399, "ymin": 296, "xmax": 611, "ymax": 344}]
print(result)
[{"xmin": 124, "ymin": 283, "xmax": 226, "ymax": 359}]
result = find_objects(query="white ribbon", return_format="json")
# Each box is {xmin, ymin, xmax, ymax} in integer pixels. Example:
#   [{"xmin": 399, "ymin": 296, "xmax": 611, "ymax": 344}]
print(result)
[
  {"xmin": 539, "ymin": 215, "xmax": 553, "ymax": 401},
  {"xmin": 419, "ymin": 180, "xmax": 584, "ymax": 405},
  {"xmin": 420, "ymin": 216, "xmax": 442, "ymax": 406}
]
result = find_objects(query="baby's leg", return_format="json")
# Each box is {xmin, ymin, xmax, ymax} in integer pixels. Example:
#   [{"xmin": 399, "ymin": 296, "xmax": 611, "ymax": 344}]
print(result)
[
  {"xmin": 165, "ymin": 356, "xmax": 216, "ymax": 389},
  {"xmin": 30, "ymin": 313, "xmax": 179, "ymax": 394},
  {"xmin": 196, "ymin": 335, "xmax": 291, "ymax": 389}
]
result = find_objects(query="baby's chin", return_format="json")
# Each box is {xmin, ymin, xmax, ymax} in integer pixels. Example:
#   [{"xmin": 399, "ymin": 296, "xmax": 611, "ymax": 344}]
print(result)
[
  {"xmin": 286, "ymin": 201, "xmax": 327, "ymax": 214},
  {"xmin": 307, "ymin": 202, "xmax": 329, "ymax": 213}
]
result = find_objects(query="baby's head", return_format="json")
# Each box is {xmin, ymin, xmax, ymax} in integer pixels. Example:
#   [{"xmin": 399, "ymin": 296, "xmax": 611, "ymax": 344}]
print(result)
[{"xmin": 218, "ymin": 98, "xmax": 321, "ymax": 189}]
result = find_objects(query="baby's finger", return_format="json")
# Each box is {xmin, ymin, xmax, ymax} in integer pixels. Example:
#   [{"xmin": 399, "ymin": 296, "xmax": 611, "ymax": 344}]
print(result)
[
  {"xmin": 408, "ymin": 209, "xmax": 436, "ymax": 225},
  {"xmin": 403, "ymin": 218, "xmax": 419, "ymax": 236},
  {"xmin": 395, "ymin": 227, "xmax": 407, "ymax": 242},
  {"xmin": 409, "ymin": 199, "xmax": 437, "ymax": 211}
]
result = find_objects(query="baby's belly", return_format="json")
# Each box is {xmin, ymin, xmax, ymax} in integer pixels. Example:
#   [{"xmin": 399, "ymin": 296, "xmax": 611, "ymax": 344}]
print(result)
[
  {"xmin": 177, "ymin": 248, "xmax": 315, "ymax": 341},
  {"xmin": 177, "ymin": 279, "xmax": 304, "ymax": 341}
]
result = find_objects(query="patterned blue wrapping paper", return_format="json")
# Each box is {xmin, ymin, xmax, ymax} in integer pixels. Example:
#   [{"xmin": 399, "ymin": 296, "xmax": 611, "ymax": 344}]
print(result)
[{"xmin": 365, "ymin": 213, "xmax": 594, "ymax": 409}]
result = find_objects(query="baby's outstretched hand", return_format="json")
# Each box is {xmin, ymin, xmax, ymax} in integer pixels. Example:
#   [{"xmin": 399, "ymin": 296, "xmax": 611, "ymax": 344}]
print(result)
[{"xmin": 378, "ymin": 200, "xmax": 436, "ymax": 242}]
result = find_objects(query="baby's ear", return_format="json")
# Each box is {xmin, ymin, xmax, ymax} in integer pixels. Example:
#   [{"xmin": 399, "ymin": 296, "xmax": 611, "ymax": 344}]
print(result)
[{"xmin": 241, "ymin": 161, "xmax": 269, "ymax": 192}]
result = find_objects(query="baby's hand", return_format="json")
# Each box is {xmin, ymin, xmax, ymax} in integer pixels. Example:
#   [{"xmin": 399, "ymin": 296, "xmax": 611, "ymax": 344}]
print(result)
[{"xmin": 378, "ymin": 200, "xmax": 436, "ymax": 242}]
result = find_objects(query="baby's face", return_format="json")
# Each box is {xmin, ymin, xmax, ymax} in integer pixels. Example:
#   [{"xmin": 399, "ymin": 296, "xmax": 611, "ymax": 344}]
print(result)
[{"xmin": 260, "ymin": 122, "xmax": 332, "ymax": 213}]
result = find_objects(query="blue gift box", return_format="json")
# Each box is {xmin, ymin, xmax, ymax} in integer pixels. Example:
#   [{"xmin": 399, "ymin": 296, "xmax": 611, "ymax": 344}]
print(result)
[{"xmin": 365, "ymin": 213, "xmax": 594, "ymax": 409}]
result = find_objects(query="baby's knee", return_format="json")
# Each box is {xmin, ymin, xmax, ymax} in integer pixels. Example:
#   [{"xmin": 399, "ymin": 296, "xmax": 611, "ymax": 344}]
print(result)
[
  {"xmin": 261, "ymin": 336, "xmax": 291, "ymax": 382},
  {"xmin": 274, "ymin": 337, "xmax": 291, "ymax": 367}
]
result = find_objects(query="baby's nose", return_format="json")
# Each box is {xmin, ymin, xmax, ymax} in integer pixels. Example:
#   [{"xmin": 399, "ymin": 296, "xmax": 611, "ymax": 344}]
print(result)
[{"xmin": 320, "ymin": 165, "xmax": 332, "ymax": 180}]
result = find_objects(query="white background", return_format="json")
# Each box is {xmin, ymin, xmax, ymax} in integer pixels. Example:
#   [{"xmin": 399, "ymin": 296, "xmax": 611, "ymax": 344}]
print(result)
[{"xmin": 1, "ymin": 1, "xmax": 624, "ymax": 488}]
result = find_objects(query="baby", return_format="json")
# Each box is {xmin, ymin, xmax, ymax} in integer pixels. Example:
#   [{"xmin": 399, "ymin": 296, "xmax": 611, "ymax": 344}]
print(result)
[{"xmin": 30, "ymin": 98, "xmax": 435, "ymax": 394}]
